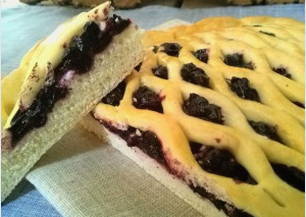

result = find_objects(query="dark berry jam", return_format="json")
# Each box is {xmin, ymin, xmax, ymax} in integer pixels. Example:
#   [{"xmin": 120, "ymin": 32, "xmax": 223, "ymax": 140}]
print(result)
[
  {"xmin": 132, "ymin": 86, "xmax": 163, "ymax": 113},
  {"xmin": 259, "ymin": 31, "xmax": 276, "ymax": 37},
  {"xmin": 102, "ymin": 81, "xmax": 126, "ymax": 106},
  {"xmin": 272, "ymin": 163, "xmax": 305, "ymax": 192},
  {"xmin": 190, "ymin": 185, "xmax": 254, "ymax": 217},
  {"xmin": 101, "ymin": 120, "xmax": 167, "ymax": 166},
  {"xmin": 152, "ymin": 45, "xmax": 159, "ymax": 53},
  {"xmin": 160, "ymin": 42, "xmax": 182, "ymax": 57},
  {"xmin": 228, "ymin": 77, "xmax": 260, "ymax": 102},
  {"xmin": 190, "ymin": 142, "xmax": 257, "ymax": 185},
  {"xmin": 152, "ymin": 65, "xmax": 168, "ymax": 79},
  {"xmin": 181, "ymin": 63, "xmax": 210, "ymax": 88},
  {"xmin": 134, "ymin": 62, "xmax": 142, "ymax": 72},
  {"xmin": 272, "ymin": 67, "xmax": 291, "ymax": 79},
  {"xmin": 9, "ymin": 79, "xmax": 68, "ymax": 146},
  {"xmin": 8, "ymin": 15, "xmax": 131, "ymax": 146},
  {"xmin": 223, "ymin": 53, "xmax": 254, "ymax": 70},
  {"xmin": 193, "ymin": 49, "xmax": 209, "ymax": 63},
  {"xmin": 248, "ymin": 121, "xmax": 282, "ymax": 143},
  {"xmin": 183, "ymin": 93, "xmax": 223, "ymax": 124},
  {"xmin": 292, "ymin": 101, "xmax": 305, "ymax": 109}
]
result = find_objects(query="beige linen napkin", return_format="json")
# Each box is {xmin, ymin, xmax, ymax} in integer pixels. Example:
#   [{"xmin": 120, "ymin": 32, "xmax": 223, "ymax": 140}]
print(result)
[{"xmin": 26, "ymin": 19, "xmax": 202, "ymax": 217}]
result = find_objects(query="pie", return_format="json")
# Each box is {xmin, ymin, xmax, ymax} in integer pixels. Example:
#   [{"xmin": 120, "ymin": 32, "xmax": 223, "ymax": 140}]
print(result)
[
  {"xmin": 1, "ymin": 1, "xmax": 143, "ymax": 201},
  {"xmin": 82, "ymin": 16, "xmax": 305, "ymax": 217}
]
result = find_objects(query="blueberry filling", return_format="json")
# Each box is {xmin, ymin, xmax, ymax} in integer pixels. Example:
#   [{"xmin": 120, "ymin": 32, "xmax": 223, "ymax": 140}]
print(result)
[
  {"xmin": 152, "ymin": 45, "xmax": 159, "ymax": 53},
  {"xmin": 152, "ymin": 65, "xmax": 168, "ymax": 79},
  {"xmin": 248, "ymin": 121, "xmax": 282, "ymax": 143},
  {"xmin": 160, "ymin": 42, "xmax": 182, "ymax": 57},
  {"xmin": 102, "ymin": 81, "xmax": 126, "ymax": 106},
  {"xmin": 8, "ymin": 15, "xmax": 131, "ymax": 146},
  {"xmin": 101, "ymin": 120, "xmax": 167, "ymax": 166},
  {"xmin": 193, "ymin": 49, "xmax": 209, "ymax": 63},
  {"xmin": 181, "ymin": 63, "xmax": 210, "ymax": 87},
  {"xmin": 259, "ymin": 31, "xmax": 276, "ymax": 37},
  {"xmin": 272, "ymin": 67, "xmax": 291, "ymax": 79},
  {"xmin": 190, "ymin": 142, "xmax": 257, "ymax": 185},
  {"xmin": 134, "ymin": 62, "xmax": 142, "ymax": 72},
  {"xmin": 132, "ymin": 86, "xmax": 163, "ymax": 113},
  {"xmin": 190, "ymin": 185, "xmax": 253, "ymax": 217},
  {"xmin": 271, "ymin": 163, "xmax": 305, "ymax": 192},
  {"xmin": 228, "ymin": 77, "xmax": 260, "ymax": 102},
  {"xmin": 223, "ymin": 53, "xmax": 254, "ymax": 70},
  {"xmin": 183, "ymin": 93, "xmax": 224, "ymax": 124},
  {"xmin": 9, "ymin": 79, "xmax": 68, "ymax": 146},
  {"xmin": 292, "ymin": 101, "xmax": 305, "ymax": 109}
]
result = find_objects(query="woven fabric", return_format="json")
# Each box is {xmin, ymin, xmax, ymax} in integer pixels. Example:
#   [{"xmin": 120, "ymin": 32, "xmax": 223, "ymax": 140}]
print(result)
[
  {"xmin": 2, "ymin": 180, "xmax": 60, "ymax": 217},
  {"xmin": 1, "ymin": 4, "xmax": 304, "ymax": 217}
]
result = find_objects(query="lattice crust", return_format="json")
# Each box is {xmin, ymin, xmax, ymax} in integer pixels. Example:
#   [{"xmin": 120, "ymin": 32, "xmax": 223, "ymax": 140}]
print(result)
[{"xmin": 93, "ymin": 17, "xmax": 304, "ymax": 217}]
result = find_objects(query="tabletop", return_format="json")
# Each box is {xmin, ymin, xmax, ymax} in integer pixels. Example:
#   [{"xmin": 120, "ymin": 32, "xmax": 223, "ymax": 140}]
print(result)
[{"xmin": 2, "ymin": 3, "xmax": 304, "ymax": 217}]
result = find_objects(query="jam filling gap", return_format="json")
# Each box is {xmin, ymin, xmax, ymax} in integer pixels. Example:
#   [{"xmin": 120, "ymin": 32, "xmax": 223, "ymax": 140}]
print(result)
[
  {"xmin": 160, "ymin": 42, "xmax": 182, "ymax": 57},
  {"xmin": 248, "ymin": 120, "xmax": 282, "ymax": 143},
  {"xmin": 223, "ymin": 53, "xmax": 254, "ymax": 70},
  {"xmin": 272, "ymin": 163, "xmax": 305, "ymax": 192},
  {"xmin": 190, "ymin": 142, "xmax": 257, "ymax": 185},
  {"xmin": 228, "ymin": 77, "xmax": 260, "ymax": 102},
  {"xmin": 183, "ymin": 93, "xmax": 223, "ymax": 124},
  {"xmin": 132, "ymin": 86, "xmax": 164, "ymax": 113},
  {"xmin": 152, "ymin": 65, "xmax": 168, "ymax": 79},
  {"xmin": 259, "ymin": 31, "xmax": 276, "ymax": 37},
  {"xmin": 292, "ymin": 101, "xmax": 305, "ymax": 109},
  {"xmin": 181, "ymin": 63, "xmax": 210, "ymax": 88},
  {"xmin": 193, "ymin": 49, "xmax": 209, "ymax": 63},
  {"xmin": 102, "ymin": 81, "xmax": 126, "ymax": 106},
  {"xmin": 272, "ymin": 67, "xmax": 291, "ymax": 79}
]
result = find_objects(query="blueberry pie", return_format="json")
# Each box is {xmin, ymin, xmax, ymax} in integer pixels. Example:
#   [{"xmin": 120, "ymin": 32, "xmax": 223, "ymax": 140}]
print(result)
[
  {"xmin": 82, "ymin": 17, "xmax": 304, "ymax": 217},
  {"xmin": 1, "ymin": 2, "xmax": 143, "ymax": 201}
]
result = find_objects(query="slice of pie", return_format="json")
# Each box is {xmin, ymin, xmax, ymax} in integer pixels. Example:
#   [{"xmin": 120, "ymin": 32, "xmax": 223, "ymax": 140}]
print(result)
[
  {"xmin": 82, "ymin": 17, "xmax": 305, "ymax": 217},
  {"xmin": 1, "ymin": 1, "xmax": 143, "ymax": 201}
]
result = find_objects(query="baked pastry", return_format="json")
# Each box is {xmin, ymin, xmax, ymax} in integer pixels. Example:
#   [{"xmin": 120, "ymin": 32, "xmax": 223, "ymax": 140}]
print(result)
[
  {"xmin": 1, "ymin": 1, "xmax": 143, "ymax": 201},
  {"xmin": 82, "ymin": 16, "xmax": 305, "ymax": 217}
]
